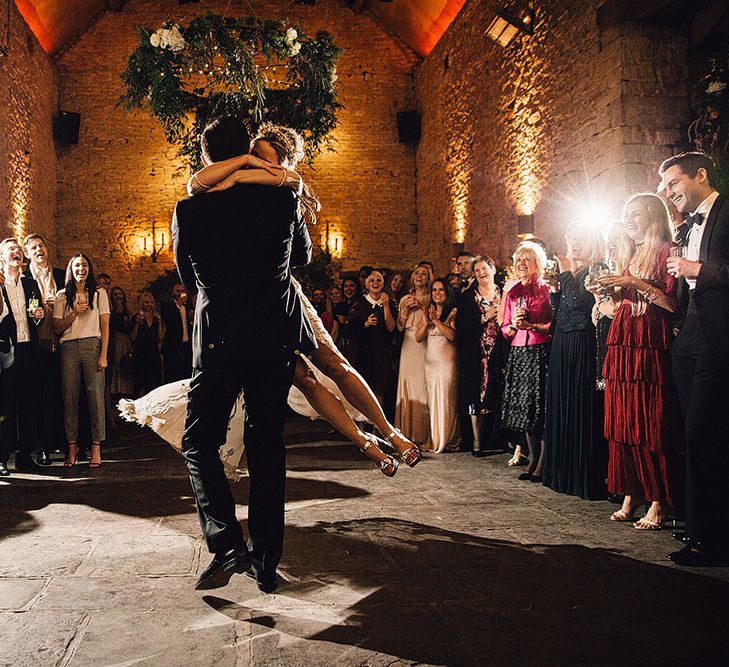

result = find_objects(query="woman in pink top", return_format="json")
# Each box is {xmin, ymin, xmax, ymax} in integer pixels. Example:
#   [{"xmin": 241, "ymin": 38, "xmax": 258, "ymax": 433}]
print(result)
[{"xmin": 501, "ymin": 241, "xmax": 553, "ymax": 482}]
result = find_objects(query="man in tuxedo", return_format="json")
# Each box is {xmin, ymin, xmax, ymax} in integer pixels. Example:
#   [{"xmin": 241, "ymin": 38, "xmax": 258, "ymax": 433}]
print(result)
[
  {"xmin": 172, "ymin": 116, "xmax": 315, "ymax": 592},
  {"xmin": 160, "ymin": 283, "xmax": 192, "ymax": 382},
  {"xmin": 0, "ymin": 238, "xmax": 45, "ymax": 474},
  {"xmin": 455, "ymin": 250, "xmax": 475, "ymax": 292},
  {"xmin": 22, "ymin": 233, "xmax": 67, "ymax": 465},
  {"xmin": 661, "ymin": 151, "xmax": 729, "ymax": 566}
]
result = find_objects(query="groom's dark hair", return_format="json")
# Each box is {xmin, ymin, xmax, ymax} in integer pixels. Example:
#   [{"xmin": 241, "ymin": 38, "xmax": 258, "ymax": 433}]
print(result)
[{"xmin": 200, "ymin": 116, "xmax": 250, "ymax": 163}]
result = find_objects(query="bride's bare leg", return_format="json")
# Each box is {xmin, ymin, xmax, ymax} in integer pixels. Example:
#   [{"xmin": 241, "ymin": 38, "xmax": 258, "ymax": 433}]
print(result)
[
  {"xmin": 310, "ymin": 345, "xmax": 421, "ymax": 465},
  {"xmin": 292, "ymin": 358, "xmax": 397, "ymax": 476}
]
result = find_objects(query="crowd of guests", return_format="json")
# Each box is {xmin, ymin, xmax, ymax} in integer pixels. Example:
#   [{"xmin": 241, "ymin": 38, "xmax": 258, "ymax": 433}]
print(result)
[
  {"xmin": 304, "ymin": 151, "xmax": 729, "ymax": 567},
  {"xmin": 0, "ymin": 232, "xmax": 194, "ymax": 472},
  {"xmin": 1, "ymin": 150, "xmax": 727, "ymax": 567}
]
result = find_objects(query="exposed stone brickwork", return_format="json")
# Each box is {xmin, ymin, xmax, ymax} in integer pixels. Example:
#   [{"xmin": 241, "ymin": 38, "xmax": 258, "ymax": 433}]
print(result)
[
  {"xmin": 0, "ymin": 1, "xmax": 57, "ymax": 253},
  {"xmin": 55, "ymin": 0, "xmax": 420, "ymax": 298},
  {"xmin": 414, "ymin": 0, "xmax": 689, "ymax": 269}
]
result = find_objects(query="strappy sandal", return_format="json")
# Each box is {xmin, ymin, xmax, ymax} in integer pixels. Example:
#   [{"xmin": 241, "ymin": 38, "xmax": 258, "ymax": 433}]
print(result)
[
  {"xmin": 384, "ymin": 429, "xmax": 422, "ymax": 467},
  {"xmin": 361, "ymin": 434, "xmax": 398, "ymax": 477},
  {"xmin": 634, "ymin": 517, "xmax": 663, "ymax": 531},
  {"xmin": 610, "ymin": 508, "xmax": 635, "ymax": 522},
  {"xmin": 89, "ymin": 444, "xmax": 102, "ymax": 469},
  {"xmin": 64, "ymin": 443, "xmax": 78, "ymax": 468}
]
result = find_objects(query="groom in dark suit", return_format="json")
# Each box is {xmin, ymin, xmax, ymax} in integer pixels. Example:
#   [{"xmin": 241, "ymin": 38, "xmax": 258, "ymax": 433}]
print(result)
[
  {"xmin": 661, "ymin": 151, "xmax": 729, "ymax": 566},
  {"xmin": 172, "ymin": 116, "xmax": 316, "ymax": 591}
]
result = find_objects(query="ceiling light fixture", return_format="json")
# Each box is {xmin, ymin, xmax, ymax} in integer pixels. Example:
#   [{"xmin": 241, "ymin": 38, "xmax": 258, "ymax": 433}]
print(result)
[{"xmin": 485, "ymin": 7, "xmax": 534, "ymax": 48}]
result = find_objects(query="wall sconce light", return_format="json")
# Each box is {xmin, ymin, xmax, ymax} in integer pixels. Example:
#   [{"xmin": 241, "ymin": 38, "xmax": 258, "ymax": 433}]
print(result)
[
  {"xmin": 328, "ymin": 233, "xmax": 344, "ymax": 257},
  {"xmin": 140, "ymin": 220, "xmax": 168, "ymax": 262},
  {"xmin": 517, "ymin": 214, "xmax": 535, "ymax": 239},
  {"xmin": 485, "ymin": 7, "xmax": 534, "ymax": 47}
]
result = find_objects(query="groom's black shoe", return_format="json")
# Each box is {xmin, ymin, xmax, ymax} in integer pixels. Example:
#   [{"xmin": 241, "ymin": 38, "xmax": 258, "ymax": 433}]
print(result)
[
  {"xmin": 245, "ymin": 566, "xmax": 278, "ymax": 594},
  {"xmin": 195, "ymin": 546, "xmax": 251, "ymax": 590}
]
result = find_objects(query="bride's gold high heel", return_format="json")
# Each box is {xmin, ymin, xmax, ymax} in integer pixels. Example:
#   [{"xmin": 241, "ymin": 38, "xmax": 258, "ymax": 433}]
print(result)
[
  {"xmin": 360, "ymin": 434, "xmax": 399, "ymax": 477},
  {"xmin": 384, "ymin": 429, "xmax": 422, "ymax": 467}
]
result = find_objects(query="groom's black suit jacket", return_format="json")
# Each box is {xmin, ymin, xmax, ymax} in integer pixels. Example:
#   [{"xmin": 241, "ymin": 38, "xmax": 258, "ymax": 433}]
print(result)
[{"xmin": 171, "ymin": 183, "xmax": 316, "ymax": 369}]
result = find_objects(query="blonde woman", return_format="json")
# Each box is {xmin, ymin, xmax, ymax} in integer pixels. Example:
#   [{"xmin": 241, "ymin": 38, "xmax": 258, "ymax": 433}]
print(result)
[
  {"xmin": 501, "ymin": 241, "xmax": 553, "ymax": 482},
  {"xmin": 543, "ymin": 221, "xmax": 607, "ymax": 499},
  {"xmin": 395, "ymin": 263, "xmax": 433, "ymax": 444},
  {"xmin": 597, "ymin": 193, "xmax": 682, "ymax": 530}
]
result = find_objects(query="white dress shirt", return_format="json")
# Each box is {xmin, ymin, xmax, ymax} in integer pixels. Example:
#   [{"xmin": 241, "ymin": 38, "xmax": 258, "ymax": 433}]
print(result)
[
  {"xmin": 3, "ymin": 274, "xmax": 32, "ymax": 343},
  {"xmin": 685, "ymin": 190, "xmax": 720, "ymax": 290}
]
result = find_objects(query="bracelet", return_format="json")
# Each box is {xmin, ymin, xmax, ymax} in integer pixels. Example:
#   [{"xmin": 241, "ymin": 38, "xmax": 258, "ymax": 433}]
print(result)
[
  {"xmin": 276, "ymin": 168, "xmax": 287, "ymax": 187},
  {"xmin": 192, "ymin": 173, "xmax": 210, "ymax": 191},
  {"xmin": 639, "ymin": 288, "xmax": 656, "ymax": 304}
]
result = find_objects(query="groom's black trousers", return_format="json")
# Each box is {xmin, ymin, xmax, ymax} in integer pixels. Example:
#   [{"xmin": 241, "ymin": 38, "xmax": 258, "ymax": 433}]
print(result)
[{"xmin": 182, "ymin": 352, "xmax": 296, "ymax": 574}]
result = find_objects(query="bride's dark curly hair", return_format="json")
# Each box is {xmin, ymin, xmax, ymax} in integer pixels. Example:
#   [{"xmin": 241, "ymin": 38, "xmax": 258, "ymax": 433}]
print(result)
[{"xmin": 253, "ymin": 122, "xmax": 321, "ymax": 226}]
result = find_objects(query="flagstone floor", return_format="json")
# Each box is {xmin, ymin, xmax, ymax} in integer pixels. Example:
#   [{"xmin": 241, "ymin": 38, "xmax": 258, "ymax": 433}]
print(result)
[{"xmin": 1, "ymin": 418, "xmax": 727, "ymax": 666}]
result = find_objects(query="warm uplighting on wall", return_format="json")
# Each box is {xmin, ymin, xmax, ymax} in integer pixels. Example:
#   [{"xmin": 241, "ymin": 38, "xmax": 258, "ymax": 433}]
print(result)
[
  {"xmin": 485, "ymin": 6, "xmax": 535, "ymax": 48},
  {"xmin": 448, "ymin": 164, "xmax": 471, "ymax": 245},
  {"xmin": 9, "ymin": 149, "xmax": 31, "ymax": 241}
]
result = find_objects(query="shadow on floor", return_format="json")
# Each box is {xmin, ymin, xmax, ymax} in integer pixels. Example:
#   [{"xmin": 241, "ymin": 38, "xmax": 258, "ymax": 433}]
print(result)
[{"xmin": 205, "ymin": 517, "xmax": 729, "ymax": 666}]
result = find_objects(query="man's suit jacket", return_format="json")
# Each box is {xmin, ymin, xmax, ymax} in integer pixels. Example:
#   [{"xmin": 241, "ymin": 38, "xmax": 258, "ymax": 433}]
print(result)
[
  {"xmin": 687, "ymin": 193, "xmax": 729, "ymax": 365},
  {"xmin": 161, "ymin": 301, "xmax": 187, "ymax": 353},
  {"xmin": 171, "ymin": 183, "xmax": 316, "ymax": 370},
  {"xmin": 0, "ymin": 275, "xmax": 43, "ymax": 352}
]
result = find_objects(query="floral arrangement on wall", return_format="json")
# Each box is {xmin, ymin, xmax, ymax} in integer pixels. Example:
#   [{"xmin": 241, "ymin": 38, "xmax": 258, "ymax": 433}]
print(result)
[{"xmin": 120, "ymin": 13, "xmax": 343, "ymax": 170}]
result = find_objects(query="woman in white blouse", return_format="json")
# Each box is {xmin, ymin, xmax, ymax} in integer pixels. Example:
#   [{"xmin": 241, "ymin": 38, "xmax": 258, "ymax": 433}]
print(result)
[{"xmin": 53, "ymin": 254, "xmax": 110, "ymax": 468}]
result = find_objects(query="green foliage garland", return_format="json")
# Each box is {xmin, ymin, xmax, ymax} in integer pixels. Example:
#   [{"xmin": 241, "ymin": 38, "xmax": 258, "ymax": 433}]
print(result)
[{"xmin": 119, "ymin": 14, "xmax": 343, "ymax": 170}]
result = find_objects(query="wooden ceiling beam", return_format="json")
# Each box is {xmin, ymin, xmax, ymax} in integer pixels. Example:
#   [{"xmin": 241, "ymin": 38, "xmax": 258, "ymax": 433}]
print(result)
[
  {"xmin": 691, "ymin": 0, "xmax": 729, "ymax": 47},
  {"xmin": 597, "ymin": 0, "xmax": 677, "ymax": 29}
]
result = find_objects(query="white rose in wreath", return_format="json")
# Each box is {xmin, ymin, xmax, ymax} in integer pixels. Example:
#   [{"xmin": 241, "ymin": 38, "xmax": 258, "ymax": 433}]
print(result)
[
  {"xmin": 286, "ymin": 28, "xmax": 298, "ymax": 43},
  {"xmin": 160, "ymin": 28, "xmax": 171, "ymax": 49},
  {"xmin": 167, "ymin": 26, "xmax": 186, "ymax": 52},
  {"xmin": 290, "ymin": 41, "xmax": 302, "ymax": 56},
  {"xmin": 149, "ymin": 32, "xmax": 161, "ymax": 48}
]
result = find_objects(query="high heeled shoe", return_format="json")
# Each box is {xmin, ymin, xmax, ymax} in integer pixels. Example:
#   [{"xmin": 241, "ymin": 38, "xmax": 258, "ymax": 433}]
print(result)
[
  {"xmin": 361, "ymin": 434, "xmax": 399, "ymax": 477},
  {"xmin": 89, "ymin": 443, "xmax": 102, "ymax": 469},
  {"xmin": 64, "ymin": 443, "xmax": 79, "ymax": 468},
  {"xmin": 384, "ymin": 429, "xmax": 422, "ymax": 467}
]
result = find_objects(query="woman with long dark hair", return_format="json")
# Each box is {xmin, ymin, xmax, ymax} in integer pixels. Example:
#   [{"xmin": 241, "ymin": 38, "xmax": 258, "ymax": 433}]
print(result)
[
  {"xmin": 53, "ymin": 253, "xmax": 110, "ymax": 468},
  {"xmin": 416, "ymin": 278, "xmax": 460, "ymax": 453}
]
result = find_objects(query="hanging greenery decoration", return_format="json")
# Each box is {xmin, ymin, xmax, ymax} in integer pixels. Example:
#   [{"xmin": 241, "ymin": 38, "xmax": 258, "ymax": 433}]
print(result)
[
  {"xmin": 689, "ymin": 56, "xmax": 729, "ymax": 192},
  {"xmin": 119, "ymin": 14, "xmax": 343, "ymax": 170}
]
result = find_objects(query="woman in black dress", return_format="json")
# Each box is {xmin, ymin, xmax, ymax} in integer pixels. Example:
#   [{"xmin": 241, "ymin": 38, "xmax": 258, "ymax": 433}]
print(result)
[
  {"xmin": 352, "ymin": 270, "xmax": 396, "ymax": 409},
  {"xmin": 455, "ymin": 255, "xmax": 502, "ymax": 456},
  {"xmin": 334, "ymin": 277, "xmax": 360, "ymax": 362},
  {"xmin": 543, "ymin": 221, "xmax": 608, "ymax": 499},
  {"xmin": 130, "ymin": 291, "xmax": 164, "ymax": 397}
]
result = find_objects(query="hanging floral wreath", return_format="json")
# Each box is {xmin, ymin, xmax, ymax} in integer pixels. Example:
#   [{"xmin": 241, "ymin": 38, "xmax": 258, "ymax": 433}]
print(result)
[{"xmin": 119, "ymin": 13, "xmax": 343, "ymax": 170}]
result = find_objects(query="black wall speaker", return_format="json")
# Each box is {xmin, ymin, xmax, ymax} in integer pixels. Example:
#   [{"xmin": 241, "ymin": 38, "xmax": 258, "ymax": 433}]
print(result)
[
  {"xmin": 54, "ymin": 111, "xmax": 81, "ymax": 144},
  {"xmin": 396, "ymin": 110, "xmax": 421, "ymax": 144}
]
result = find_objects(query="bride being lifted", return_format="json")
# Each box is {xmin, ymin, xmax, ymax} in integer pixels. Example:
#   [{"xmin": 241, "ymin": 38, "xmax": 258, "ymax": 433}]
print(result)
[{"xmin": 121, "ymin": 122, "xmax": 420, "ymax": 476}]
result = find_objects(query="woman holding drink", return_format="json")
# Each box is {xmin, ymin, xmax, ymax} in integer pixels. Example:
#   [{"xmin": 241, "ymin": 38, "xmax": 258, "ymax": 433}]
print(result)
[
  {"xmin": 53, "ymin": 254, "xmax": 110, "ymax": 468},
  {"xmin": 501, "ymin": 241, "xmax": 553, "ymax": 482}
]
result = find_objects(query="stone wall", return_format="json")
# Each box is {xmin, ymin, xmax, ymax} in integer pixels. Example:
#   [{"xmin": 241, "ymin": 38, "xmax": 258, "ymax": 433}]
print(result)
[
  {"xmin": 55, "ymin": 0, "xmax": 420, "ymax": 298},
  {"xmin": 414, "ymin": 0, "xmax": 689, "ymax": 270},
  {"xmin": 0, "ymin": 0, "xmax": 57, "ymax": 253}
]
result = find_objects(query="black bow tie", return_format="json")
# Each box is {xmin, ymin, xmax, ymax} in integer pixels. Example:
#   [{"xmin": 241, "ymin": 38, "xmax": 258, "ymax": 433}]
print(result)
[{"xmin": 687, "ymin": 212, "xmax": 705, "ymax": 228}]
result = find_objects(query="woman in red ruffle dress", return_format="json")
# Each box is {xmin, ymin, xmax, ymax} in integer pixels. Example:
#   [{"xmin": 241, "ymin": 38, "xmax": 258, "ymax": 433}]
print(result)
[{"xmin": 598, "ymin": 193, "xmax": 683, "ymax": 530}]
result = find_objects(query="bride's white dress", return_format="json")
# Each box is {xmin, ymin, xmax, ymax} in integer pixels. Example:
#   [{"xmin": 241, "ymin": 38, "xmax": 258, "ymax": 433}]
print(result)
[{"xmin": 119, "ymin": 278, "xmax": 365, "ymax": 480}]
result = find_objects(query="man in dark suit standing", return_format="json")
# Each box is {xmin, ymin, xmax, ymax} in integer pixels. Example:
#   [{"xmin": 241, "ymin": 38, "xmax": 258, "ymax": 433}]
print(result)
[
  {"xmin": 172, "ymin": 116, "xmax": 315, "ymax": 592},
  {"xmin": 161, "ymin": 283, "xmax": 192, "ymax": 383},
  {"xmin": 22, "ymin": 233, "xmax": 67, "ymax": 465},
  {"xmin": 661, "ymin": 152, "xmax": 729, "ymax": 566},
  {"xmin": 0, "ymin": 238, "xmax": 45, "ymax": 475}
]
